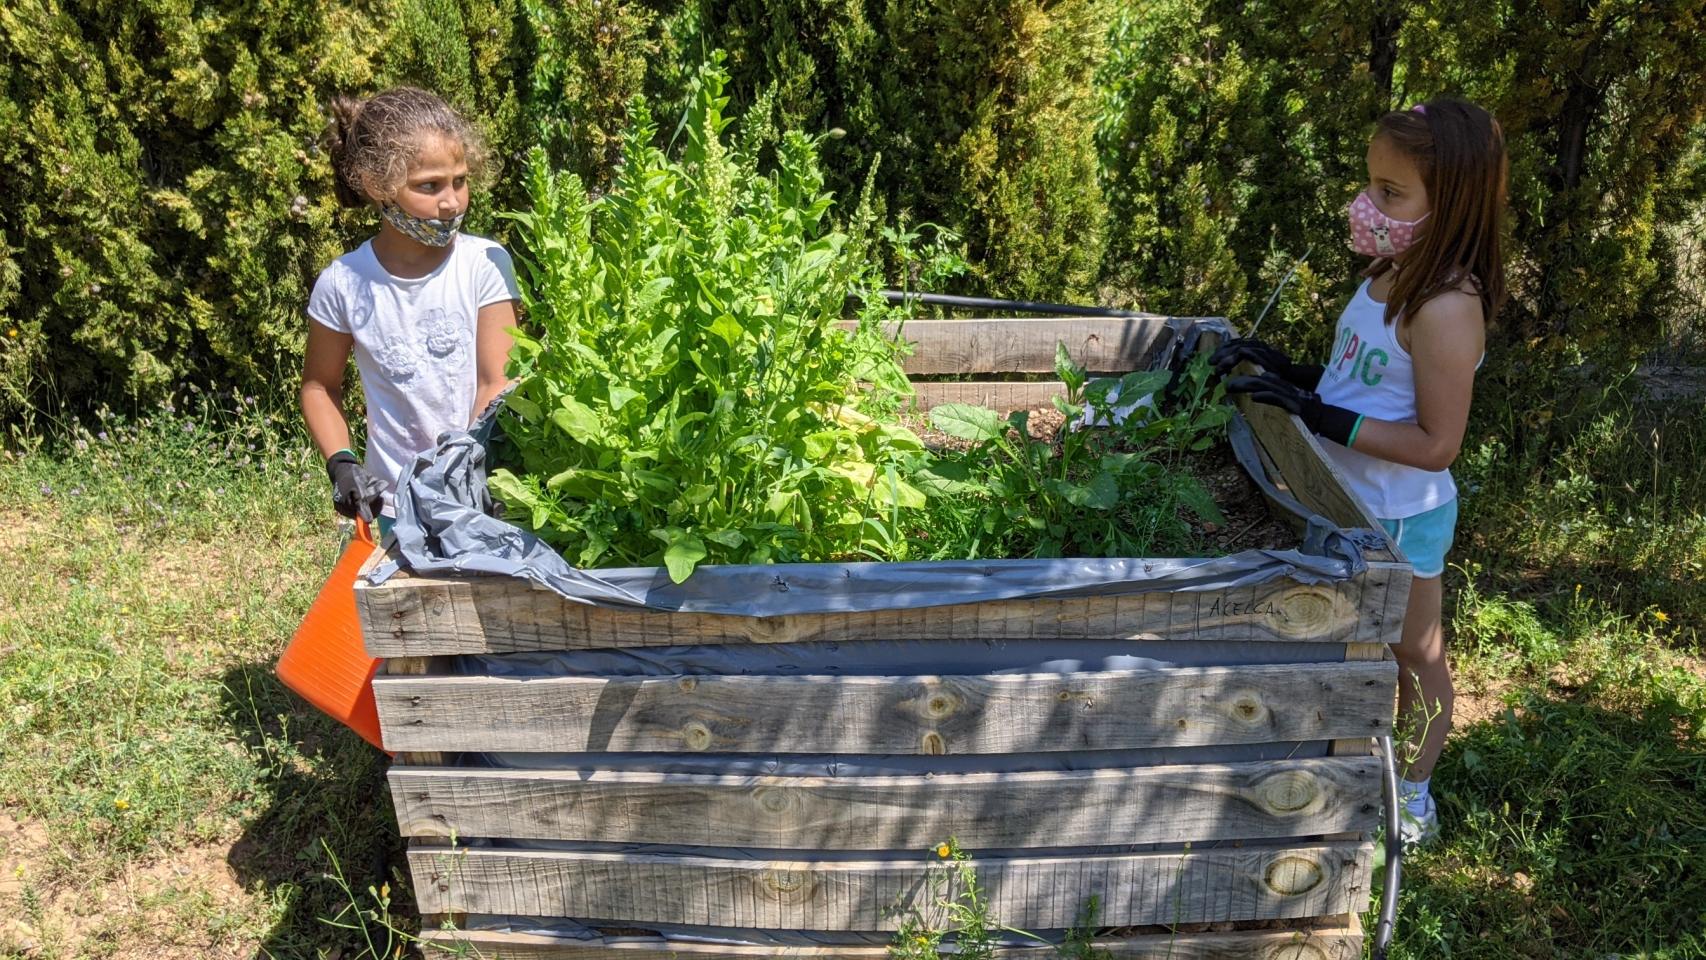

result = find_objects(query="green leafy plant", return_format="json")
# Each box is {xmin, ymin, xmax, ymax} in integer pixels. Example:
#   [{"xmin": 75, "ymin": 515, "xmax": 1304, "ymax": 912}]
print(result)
[
  {"xmin": 490, "ymin": 58, "xmax": 929, "ymax": 581},
  {"xmin": 491, "ymin": 57, "xmax": 1239, "ymax": 579},
  {"xmin": 891, "ymin": 840, "xmax": 1123, "ymax": 960},
  {"xmin": 1058, "ymin": 895, "xmax": 1113, "ymax": 960},
  {"xmin": 889, "ymin": 840, "xmax": 1007, "ymax": 960},
  {"xmin": 916, "ymin": 347, "xmax": 1232, "ymax": 559}
]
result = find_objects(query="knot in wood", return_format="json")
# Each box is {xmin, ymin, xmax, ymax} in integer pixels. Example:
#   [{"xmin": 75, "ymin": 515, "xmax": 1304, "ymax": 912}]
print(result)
[
  {"xmin": 1266, "ymin": 945, "xmax": 1328, "ymax": 960},
  {"xmin": 1056, "ymin": 689, "xmax": 1094, "ymax": 709},
  {"xmin": 746, "ymin": 616, "xmax": 802, "ymax": 644},
  {"xmin": 920, "ymin": 691, "xmax": 959, "ymax": 720},
  {"xmin": 758, "ymin": 868, "xmax": 816, "ymax": 904},
  {"xmin": 1226, "ymin": 691, "xmax": 1270, "ymax": 727},
  {"xmin": 1252, "ymin": 770, "xmax": 1321, "ymax": 815},
  {"xmin": 682, "ymin": 721, "xmax": 713, "ymax": 751},
  {"xmin": 920, "ymin": 731, "xmax": 947, "ymax": 755},
  {"xmin": 677, "ymin": 677, "xmax": 697, "ymax": 693},
  {"xmin": 1274, "ymin": 586, "xmax": 1340, "ymax": 638},
  {"xmin": 755, "ymin": 787, "xmax": 795, "ymax": 816},
  {"xmin": 1263, "ymin": 855, "xmax": 1325, "ymax": 896}
]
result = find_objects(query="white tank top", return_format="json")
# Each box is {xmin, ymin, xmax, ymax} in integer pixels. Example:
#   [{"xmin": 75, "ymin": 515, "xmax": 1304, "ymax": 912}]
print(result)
[{"xmin": 1313, "ymin": 279, "xmax": 1458, "ymax": 518}]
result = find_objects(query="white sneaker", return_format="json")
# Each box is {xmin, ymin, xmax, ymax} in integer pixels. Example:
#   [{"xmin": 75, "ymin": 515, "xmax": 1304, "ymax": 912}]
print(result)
[{"xmin": 1398, "ymin": 791, "xmax": 1440, "ymax": 849}]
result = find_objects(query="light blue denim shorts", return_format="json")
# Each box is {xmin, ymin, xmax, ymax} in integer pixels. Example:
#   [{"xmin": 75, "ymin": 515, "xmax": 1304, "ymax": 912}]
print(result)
[{"xmin": 1380, "ymin": 498, "xmax": 1459, "ymax": 579}]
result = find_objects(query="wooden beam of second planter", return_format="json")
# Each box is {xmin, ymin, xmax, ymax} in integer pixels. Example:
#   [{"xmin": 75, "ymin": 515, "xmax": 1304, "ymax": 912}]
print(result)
[
  {"xmin": 909, "ymin": 380, "xmax": 1070, "ymax": 413},
  {"xmin": 372, "ymin": 660, "xmax": 1396, "ymax": 754},
  {"xmin": 389, "ymin": 755, "xmax": 1382, "ymax": 847},
  {"xmin": 838, "ymin": 316, "xmax": 1172, "ymax": 375},
  {"xmin": 407, "ymin": 841, "xmax": 1372, "ymax": 930}
]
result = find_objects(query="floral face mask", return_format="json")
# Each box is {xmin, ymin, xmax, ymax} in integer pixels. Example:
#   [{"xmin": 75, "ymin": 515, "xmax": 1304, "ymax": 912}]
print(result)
[{"xmin": 380, "ymin": 202, "xmax": 465, "ymax": 247}]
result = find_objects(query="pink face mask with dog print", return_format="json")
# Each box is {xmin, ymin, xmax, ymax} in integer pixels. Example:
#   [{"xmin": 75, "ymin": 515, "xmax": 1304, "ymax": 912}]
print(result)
[{"xmin": 1347, "ymin": 189, "xmax": 1427, "ymax": 258}]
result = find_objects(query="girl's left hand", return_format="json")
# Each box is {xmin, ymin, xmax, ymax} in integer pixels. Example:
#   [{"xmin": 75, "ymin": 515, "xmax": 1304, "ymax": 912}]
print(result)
[
  {"xmin": 1210, "ymin": 338, "xmax": 1323, "ymax": 389},
  {"xmin": 1223, "ymin": 372, "xmax": 1362, "ymax": 448},
  {"xmin": 326, "ymin": 451, "xmax": 387, "ymax": 522}
]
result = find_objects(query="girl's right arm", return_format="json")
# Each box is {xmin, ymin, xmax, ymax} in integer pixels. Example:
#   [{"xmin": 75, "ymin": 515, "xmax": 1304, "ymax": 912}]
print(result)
[
  {"xmin": 300, "ymin": 319, "xmax": 356, "ymax": 458},
  {"xmin": 302, "ymin": 319, "xmax": 388, "ymax": 522}
]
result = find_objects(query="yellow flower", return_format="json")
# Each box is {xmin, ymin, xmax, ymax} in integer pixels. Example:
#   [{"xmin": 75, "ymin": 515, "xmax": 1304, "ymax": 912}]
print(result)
[
  {"xmin": 12, "ymin": 865, "xmax": 23, "ymax": 879},
  {"xmin": 114, "ymin": 798, "xmax": 130, "ymax": 811},
  {"xmin": 935, "ymin": 843, "xmax": 951, "ymax": 859},
  {"xmin": 1654, "ymin": 610, "xmax": 1670, "ymax": 624},
  {"xmin": 5, "ymin": 328, "xmax": 16, "ymax": 339}
]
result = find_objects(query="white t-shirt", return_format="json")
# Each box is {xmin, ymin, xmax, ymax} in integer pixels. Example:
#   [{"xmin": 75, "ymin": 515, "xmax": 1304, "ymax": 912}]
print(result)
[
  {"xmin": 1314, "ymin": 279, "xmax": 1459, "ymax": 519},
  {"xmin": 307, "ymin": 234, "xmax": 519, "ymax": 513}
]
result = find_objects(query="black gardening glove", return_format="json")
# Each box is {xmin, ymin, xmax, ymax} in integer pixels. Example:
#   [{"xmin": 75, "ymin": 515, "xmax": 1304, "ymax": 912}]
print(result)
[
  {"xmin": 1210, "ymin": 338, "xmax": 1324, "ymax": 390},
  {"xmin": 325, "ymin": 450, "xmax": 387, "ymax": 523},
  {"xmin": 1223, "ymin": 372, "xmax": 1363, "ymax": 447}
]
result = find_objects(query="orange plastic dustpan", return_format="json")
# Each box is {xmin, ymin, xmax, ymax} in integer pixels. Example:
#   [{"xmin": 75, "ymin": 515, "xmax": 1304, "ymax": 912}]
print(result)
[{"xmin": 277, "ymin": 519, "xmax": 388, "ymax": 751}]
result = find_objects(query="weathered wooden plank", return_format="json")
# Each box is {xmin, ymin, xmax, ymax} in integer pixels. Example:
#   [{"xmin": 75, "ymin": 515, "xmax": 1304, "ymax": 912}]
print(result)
[
  {"xmin": 357, "ymin": 567, "xmax": 1398, "ymax": 657},
  {"xmin": 373, "ymin": 661, "xmax": 1396, "ymax": 755},
  {"xmin": 909, "ymin": 380, "xmax": 1068, "ymax": 414},
  {"xmin": 839, "ymin": 317, "xmax": 1172, "ymax": 375},
  {"xmin": 1236, "ymin": 392, "xmax": 1392, "ymax": 546},
  {"xmin": 1363, "ymin": 561, "xmax": 1411, "ymax": 647},
  {"xmin": 386, "ymin": 657, "xmax": 449, "ymax": 765},
  {"xmin": 389, "ymin": 755, "xmax": 1382, "ymax": 847},
  {"xmin": 407, "ymin": 842, "xmax": 1371, "ymax": 930},
  {"xmin": 419, "ymin": 920, "xmax": 1362, "ymax": 960},
  {"xmin": 385, "ymin": 655, "xmax": 462, "ymax": 929},
  {"xmin": 1331, "ymin": 643, "xmax": 1393, "ymax": 761}
]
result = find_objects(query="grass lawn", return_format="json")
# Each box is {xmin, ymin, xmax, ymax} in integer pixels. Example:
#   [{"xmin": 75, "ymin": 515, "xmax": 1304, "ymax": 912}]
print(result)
[
  {"xmin": 0, "ymin": 377, "xmax": 1701, "ymax": 959},
  {"xmin": 0, "ymin": 394, "xmax": 393, "ymax": 958}
]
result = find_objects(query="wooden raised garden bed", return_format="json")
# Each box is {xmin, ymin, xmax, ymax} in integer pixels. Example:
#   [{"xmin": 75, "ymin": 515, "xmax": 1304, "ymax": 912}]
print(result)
[{"xmin": 355, "ymin": 314, "xmax": 1409, "ymax": 960}]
